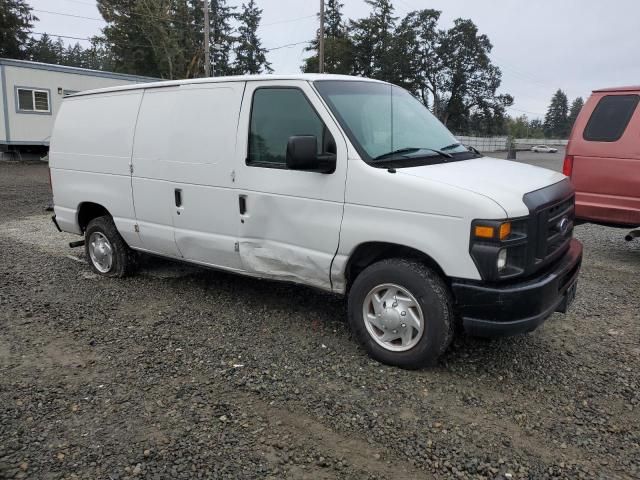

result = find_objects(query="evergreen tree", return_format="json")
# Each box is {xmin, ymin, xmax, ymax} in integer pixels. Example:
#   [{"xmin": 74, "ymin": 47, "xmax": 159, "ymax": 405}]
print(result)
[
  {"xmin": 81, "ymin": 37, "xmax": 116, "ymax": 71},
  {"xmin": 26, "ymin": 34, "xmax": 65, "ymax": 64},
  {"xmin": 233, "ymin": 0, "xmax": 271, "ymax": 74},
  {"xmin": 94, "ymin": 0, "xmax": 236, "ymax": 79},
  {"xmin": 171, "ymin": 0, "xmax": 204, "ymax": 78},
  {"xmin": 350, "ymin": 0, "xmax": 397, "ymax": 81},
  {"xmin": 62, "ymin": 43, "xmax": 85, "ymax": 67},
  {"xmin": 0, "ymin": 0, "xmax": 37, "ymax": 59},
  {"xmin": 209, "ymin": 0, "xmax": 236, "ymax": 76},
  {"xmin": 568, "ymin": 96, "xmax": 584, "ymax": 131},
  {"xmin": 97, "ymin": 0, "xmax": 168, "ymax": 77},
  {"xmin": 302, "ymin": 0, "xmax": 354, "ymax": 74},
  {"xmin": 543, "ymin": 89, "xmax": 569, "ymax": 138}
]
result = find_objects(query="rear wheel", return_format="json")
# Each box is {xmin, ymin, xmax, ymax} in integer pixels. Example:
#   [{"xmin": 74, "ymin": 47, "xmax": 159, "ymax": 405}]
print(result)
[
  {"xmin": 85, "ymin": 215, "xmax": 136, "ymax": 277},
  {"xmin": 347, "ymin": 259, "xmax": 454, "ymax": 368}
]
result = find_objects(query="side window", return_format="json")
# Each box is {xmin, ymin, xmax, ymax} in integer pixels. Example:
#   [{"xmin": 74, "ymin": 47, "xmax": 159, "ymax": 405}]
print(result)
[
  {"xmin": 16, "ymin": 88, "xmax": 50, "ymax": 113},
  {"xmin": 248, "ymin": 88, "xmax": 334, "ymax": 167},
  {"xmin": 583, "ymin": 94, "xmax": 639, "ymax": 142}
]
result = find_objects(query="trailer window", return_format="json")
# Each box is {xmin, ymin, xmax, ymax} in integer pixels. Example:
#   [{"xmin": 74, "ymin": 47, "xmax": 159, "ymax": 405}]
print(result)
[
  {"xmin": 16, "ymin": 88, "xmax": 50, "ymax": 113},
  {"xmin": 583, "ymin": 94, "xmax": 639, "ymax": 142}
]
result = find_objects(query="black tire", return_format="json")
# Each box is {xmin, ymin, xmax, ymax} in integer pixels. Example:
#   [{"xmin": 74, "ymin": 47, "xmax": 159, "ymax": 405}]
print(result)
[
  {"xmin": 347, "ymin": 258, "xmax": 454, "ymax": 368},
  {"xmin": 84, "ymin": 215, "xmax": 136, "ymax": 278}
]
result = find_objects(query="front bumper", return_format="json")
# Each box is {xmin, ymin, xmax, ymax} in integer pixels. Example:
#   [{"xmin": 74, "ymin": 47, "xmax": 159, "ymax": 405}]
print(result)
[{"xmin": 452, "ymin": 238, "xmax": 582, "ymax": 336}]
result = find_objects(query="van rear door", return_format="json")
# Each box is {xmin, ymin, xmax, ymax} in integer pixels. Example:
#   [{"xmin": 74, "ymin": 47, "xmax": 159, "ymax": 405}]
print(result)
[
  {"xmin": 569, "ymin": 92, "xmax": 640, "ymax": 225},
  {"xmin": 233, "ymin": 80, "xmax": 348, "ymax": 291}
]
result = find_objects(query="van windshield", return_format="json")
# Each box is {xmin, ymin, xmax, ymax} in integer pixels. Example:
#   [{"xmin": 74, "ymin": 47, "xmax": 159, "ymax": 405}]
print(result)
[{"xmin": 314, "ymin": 80, "xmax": 480, "ymax": 167}]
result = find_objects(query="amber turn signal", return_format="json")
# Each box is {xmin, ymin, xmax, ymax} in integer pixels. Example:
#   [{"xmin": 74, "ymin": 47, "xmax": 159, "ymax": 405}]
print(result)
[
  {"xmin": 474, "ymin": 222, "xmax": 511, "ymax": 240},
  {"xmin": 499, "ymin": 222, "xmax": 511, "ymax": 240},
  {"xmin": 474, "ymin": 225, "xmax": 495, "ymax": 239}
]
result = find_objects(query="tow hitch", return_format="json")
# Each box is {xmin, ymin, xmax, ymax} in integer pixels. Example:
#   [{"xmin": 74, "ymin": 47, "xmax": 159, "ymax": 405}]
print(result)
[{"xmin": 625, "ymin": 229, "xmax": 640, "ymax": 241}]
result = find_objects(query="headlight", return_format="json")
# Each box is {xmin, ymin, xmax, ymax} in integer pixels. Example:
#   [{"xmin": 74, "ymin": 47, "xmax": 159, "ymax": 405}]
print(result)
[
  {"xmin": 470, "ymin": 218, "xmax": 528, "ymax": 280},
  {"xmin": 497, "ymin": 248, "xmax": 508, "ymax": 271}
]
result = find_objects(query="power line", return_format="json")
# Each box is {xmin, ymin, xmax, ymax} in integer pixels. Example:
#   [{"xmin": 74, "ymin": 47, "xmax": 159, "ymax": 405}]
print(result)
[
  {"xmin": 266, "ymin": 41, "xmax": 309, "ymax": 52},
  {"xmin": 33, "ymin": 9, "xmax": 103, "ymax": 22},
  {"xmin": 30, "ymin": 31, "xmax": 308, "ymax": 53},
  {"xmin": 507, "ymin": 106, "xmax": 545, "ymax": 117},
  {"xmin": 35, "ymin": 7, "xmax": 317, "ymax": 29},
  {"xmin": 31, "ymin": 32, "xmax": 92, "ymax": 42}
]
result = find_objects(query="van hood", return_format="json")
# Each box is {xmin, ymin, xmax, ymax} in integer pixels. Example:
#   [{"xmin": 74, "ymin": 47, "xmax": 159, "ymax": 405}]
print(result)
[{"xmin": 398, "ymin": 157, "xmax": 566, "ymax": 218}]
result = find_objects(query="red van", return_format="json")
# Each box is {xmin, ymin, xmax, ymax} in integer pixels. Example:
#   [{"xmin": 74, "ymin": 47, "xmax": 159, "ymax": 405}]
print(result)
[{"xmin": 564, "ymin": 86, "xmax": 640, "ymax": 233}]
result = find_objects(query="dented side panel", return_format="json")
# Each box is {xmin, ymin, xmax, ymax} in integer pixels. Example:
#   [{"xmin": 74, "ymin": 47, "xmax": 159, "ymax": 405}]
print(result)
[
  {"xmin": 237, "ymin": 192, "xmax": 343, "ymax": 290},
  {"xmin": 234, "ymin": 80, "xmax": 349, "ymax": 291}
]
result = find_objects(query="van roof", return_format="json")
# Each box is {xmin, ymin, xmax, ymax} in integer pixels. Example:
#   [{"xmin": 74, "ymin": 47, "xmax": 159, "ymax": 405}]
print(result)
[
  {"xmin": 69, "ymin": 74, "xmax": 385, "ymax": 97},
  {"xmin": 593, "ymin": 85, "xmax": 640, "ymax": 93}
]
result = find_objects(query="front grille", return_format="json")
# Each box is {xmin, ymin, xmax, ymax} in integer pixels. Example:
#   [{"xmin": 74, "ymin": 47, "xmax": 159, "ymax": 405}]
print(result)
[
  {"xmin": 537, "ymin": 195, "xmax": 574, "ymax": 261},
  {"xmin": 522, "ymin": 179, "xmax": 576, "ymax": 277}
]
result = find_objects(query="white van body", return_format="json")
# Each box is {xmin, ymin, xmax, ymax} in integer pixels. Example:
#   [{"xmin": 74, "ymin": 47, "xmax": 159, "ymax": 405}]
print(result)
[{"xmin": 49, "ymin": 74, "xmax": 582, "ymax": 367}]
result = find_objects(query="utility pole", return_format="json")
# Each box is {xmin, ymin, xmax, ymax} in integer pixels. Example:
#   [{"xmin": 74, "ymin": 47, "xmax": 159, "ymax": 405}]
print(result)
[
  {"xmin": 318, "ymin": 0, "xmax": 325, "ymax": 74},
  {"xmin": 203, "ymin": 0, "xmax": 211, "ymax": 76}
]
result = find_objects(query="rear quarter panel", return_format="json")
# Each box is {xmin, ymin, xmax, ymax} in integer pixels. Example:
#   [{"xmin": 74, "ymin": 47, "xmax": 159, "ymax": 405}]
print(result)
[{"xmin": 49, "ymin": 91, "xmax": 142, "ymax": 239}]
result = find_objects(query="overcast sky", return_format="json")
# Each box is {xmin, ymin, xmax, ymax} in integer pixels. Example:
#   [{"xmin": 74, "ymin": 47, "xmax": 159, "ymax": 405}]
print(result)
[{"xmin": 28, "ymin": 0, "xmax": 640, "ymax": 119}]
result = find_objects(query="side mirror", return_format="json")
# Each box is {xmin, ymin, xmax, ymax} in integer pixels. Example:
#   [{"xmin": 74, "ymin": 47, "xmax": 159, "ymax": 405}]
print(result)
[{"xmin": 286, "ymin": 135, "xmax": 336, "ymax": 174}]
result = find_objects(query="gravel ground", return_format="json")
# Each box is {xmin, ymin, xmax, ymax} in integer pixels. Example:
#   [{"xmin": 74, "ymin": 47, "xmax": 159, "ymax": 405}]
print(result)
[{"xmin": 0, "ymin": 161, "xmax": 638, "ymax": 480}]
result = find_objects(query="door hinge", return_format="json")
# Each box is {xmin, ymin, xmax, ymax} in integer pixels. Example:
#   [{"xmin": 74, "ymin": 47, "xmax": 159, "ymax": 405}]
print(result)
[
  {"xmin": 134, "ymin": 224, "xmax": 139, "ymax": 233},
  {"xmin": 234, "ymin": 241, "xmax": 239, "ymax": 252},
  {"xmin": 129, "ymin": 164, "xmax": 134, "ymax": 174}
]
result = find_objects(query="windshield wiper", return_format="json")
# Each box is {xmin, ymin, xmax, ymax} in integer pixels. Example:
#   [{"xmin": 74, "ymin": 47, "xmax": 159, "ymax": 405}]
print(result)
[
  {"xmin": 373, "ymin": 147, "xmax": 453, "ymax": 161},
  {"xmin": 440, "ymin": 142, "xmax": 463, "ymax": 151}
]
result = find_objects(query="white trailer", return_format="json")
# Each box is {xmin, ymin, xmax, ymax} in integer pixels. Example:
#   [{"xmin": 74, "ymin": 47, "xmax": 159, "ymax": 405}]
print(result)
[{"xmin": 0, "ymin": 58, "xmax": 154, "ymax": 155}]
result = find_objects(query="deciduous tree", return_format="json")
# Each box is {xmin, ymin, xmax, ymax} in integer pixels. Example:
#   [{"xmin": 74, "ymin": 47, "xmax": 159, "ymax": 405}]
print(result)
[
  {"xmin": 390, "ymin": 9, "xmax": 441, "ymax": 104},
  {"xmin": 436, "ymin": 19, "xmax": 512, "ymax": 131}
]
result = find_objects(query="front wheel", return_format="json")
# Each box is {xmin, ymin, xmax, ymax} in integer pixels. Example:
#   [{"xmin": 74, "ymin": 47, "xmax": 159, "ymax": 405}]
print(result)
[
  {"xmin": 85, "ymin": 215, "xmax": 136, "ymax": 277},
  {"xmin": 347, "ymin": 259, "xmax": 454, "ymax": 368}
]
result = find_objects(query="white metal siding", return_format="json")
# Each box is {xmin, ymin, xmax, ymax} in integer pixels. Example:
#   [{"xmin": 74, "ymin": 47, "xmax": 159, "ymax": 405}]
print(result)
[
  {"xmin": 0, "ymin": 65, "xmax": 6, "ymax": 143},
  {"xmin": 2, "ymin": 65, "xmax": 145, "ymax": 145}
]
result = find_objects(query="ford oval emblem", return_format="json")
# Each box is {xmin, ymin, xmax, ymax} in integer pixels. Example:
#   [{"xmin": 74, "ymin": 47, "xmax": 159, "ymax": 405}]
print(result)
[{"xmin": 558, "ymin": 217, "xmax": 570, "ymax": 235}]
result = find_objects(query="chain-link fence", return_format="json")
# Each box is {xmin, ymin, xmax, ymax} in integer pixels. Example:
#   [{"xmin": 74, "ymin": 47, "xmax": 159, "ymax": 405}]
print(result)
[
  {"xmin": 455, "ymin": 135, "xmax": 509, "ymax": 152},
  {"xmin": 454, "ymin": 135, "xmax": 569, "ymax": 153}
]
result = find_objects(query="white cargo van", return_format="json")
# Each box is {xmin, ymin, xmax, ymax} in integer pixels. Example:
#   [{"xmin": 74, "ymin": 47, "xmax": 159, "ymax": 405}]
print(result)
[{"xmin": 49, "ymin": 75, "xmax": 582, "ymax": 367}]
